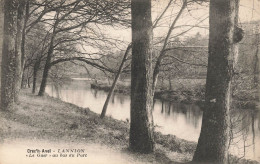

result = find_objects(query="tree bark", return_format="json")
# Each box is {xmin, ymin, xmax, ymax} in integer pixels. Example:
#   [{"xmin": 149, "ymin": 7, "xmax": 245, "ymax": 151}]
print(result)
[
  {"xmin": 0, "ymin": 0, "xmax": 4, "ymax": 104},
  {"xmin": 100, "ymin": 44, "xmax": 131, "ymax": 118},
  {"xmin": 168, "ymin": 76, "xmax": 172, "ymax": 90},
  {"xmin": 14, "ymin": 0, "xmax": 26, "ymax": 101},
  {"xmin": 192, "ymin": 0, "xmax": 240, "ymax": 163},
  {"xmin": 253, "ymin": 33, "xmax": 259, "ymax": 102},
  {"xmin": 21, "ymin": 65, "xmax": 26, "ymax": 88},
  {"xmin": 129, "ymin": 0, "xmax": 154, "ymax": 153},
  {"xmin": 1, "ymin": 0, "xmax": 25, "ymax": 110},
  {"xmin": 32, "ymin": 60, "xmax": 40, "ymax": 94},
  {"xmin": 27, "ymin": 77, "xmax": 30, "ymax": 88},
  {"xmin": 38, "ymin": 20, "xmax": 57, "ymax": 96},
  {"xmin": 20, "ymin": 1, "xmax": 29, "ymax": 89},
  {"xmin": 38, "ymin": 44, "xmax": 53, "ymax": 96}
]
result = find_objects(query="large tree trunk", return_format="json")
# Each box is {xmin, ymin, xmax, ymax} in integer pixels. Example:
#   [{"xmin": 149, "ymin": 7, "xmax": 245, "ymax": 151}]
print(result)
[
  {"xmin": 192, "ymin": 0, "xmax": 240, "ymax": 163},
  {"xmin": 0, "ymin": 0, "xmax": 4, "ymax": 104},
  {"xmin": 1, "ymin": 0, "xmax": 25, "ymax": 110},
  {"xmin": 129, "ymin": 0, "xmax": 154, "ymax": 153},
  {"xmin": 13, "ymin": 0, "xmax": 25, "ymax": 101}
]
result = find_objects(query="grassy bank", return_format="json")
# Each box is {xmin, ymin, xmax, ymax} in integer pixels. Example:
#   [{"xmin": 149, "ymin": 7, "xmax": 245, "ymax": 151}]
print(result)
[
  {"xmin": 91, "ymin": 78, "xmax": 259, "ymax": 109},
  {"xmin": 90, "ymin": 82, "xmax": 204, "ymax": 105},
  {"xmin": 0, "ymin": 89, "xmax": 258, "ymax": 164},
  {"xmin": 0, "ymin": 89, "xmax": 195, "ymax": 163}
]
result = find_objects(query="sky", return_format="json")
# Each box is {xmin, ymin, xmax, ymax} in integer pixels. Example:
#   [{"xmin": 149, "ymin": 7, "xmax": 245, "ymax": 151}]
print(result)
[
  {"xmin": 108, "ymin": 0, "xmax": 260, "ymax": 45},
  {"xmin": 240, "ymin": 0, "xmax": 260, "ymax": 22}
]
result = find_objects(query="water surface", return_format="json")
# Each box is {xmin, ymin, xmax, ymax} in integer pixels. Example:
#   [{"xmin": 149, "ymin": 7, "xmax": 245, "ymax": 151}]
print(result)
[{"xmin": 45, "ymin": 79, "xmax": 260, "ymax": 161}]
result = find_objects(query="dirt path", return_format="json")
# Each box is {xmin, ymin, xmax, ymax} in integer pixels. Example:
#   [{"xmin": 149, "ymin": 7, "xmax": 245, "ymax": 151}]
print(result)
[{"xmin": 0, "ymin": 139, "xmax": 148, "ymax": 164}]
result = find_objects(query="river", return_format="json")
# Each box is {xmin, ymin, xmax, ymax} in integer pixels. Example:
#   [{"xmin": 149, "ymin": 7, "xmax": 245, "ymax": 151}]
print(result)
[{"xmin": 45, "ymin": 79, "xmax": 260, "ymax": 161}]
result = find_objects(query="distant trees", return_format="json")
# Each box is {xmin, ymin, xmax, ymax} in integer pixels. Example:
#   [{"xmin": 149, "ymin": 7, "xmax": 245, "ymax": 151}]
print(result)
[
  {"xmin": 159, "ymin": 34, "xmax": 208, "ymax": 84},
  {"xmin": 152, "ymin": 0, "xmax": 188, "ymax": 94},
  {"xmin": 236, "ymin": 21, "xmax": 260, "ymax": 102},
  {"xmin": 129, "ymin": 0, "xmax": 154, "ymax": 153},
  {"xmin": 192, "ymin": 0, "xmax": 241, "ymax": 163}
]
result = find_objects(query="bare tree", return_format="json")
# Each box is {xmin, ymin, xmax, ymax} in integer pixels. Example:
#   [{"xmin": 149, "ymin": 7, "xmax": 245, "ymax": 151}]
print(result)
[
  {"xmin": 37, "ymin": 0, "xmax": 130, "ymax": 96},
  {"xmin": 152, "ymin": 0, "xmax": 188, "ymax": 94}
]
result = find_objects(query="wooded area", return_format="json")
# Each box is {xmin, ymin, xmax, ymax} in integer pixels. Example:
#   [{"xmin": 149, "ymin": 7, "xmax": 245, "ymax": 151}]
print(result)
[{"xmin": 0, "ymin": 0, "xmax": 259, "ymax": 163}]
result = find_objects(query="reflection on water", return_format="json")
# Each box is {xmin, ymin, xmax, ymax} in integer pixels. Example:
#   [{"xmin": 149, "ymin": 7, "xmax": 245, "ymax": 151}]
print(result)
[
  {"xmin": 45, "ymin": 80, "xmax": 260, "ymax": 161},
  {"xmin": 46, "ymin": 81, "xmax": 202, "ymax": 141}
]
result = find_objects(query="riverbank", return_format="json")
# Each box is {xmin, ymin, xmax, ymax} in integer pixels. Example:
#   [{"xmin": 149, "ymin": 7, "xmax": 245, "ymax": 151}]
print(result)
[
  {"xmin": 0, "ymin": 89, "xmax": 258, "ymax": 164},
  {"xmin": 90, "ymin": 83, "xmax": 204, "ymax": 104},
  {"xmin": 90, "ymin": 81, "xmax": 259, "ymax": 109}
]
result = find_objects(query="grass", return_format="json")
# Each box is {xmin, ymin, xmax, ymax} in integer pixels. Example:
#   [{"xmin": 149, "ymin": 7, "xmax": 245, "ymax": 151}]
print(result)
[
  {"xmin": 0, "ymin": 89, "xmax": 258, "ymax": 164},
  {"xmin": 0, "ymin": 89, "xmax": 194, "ymax": 163}
]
